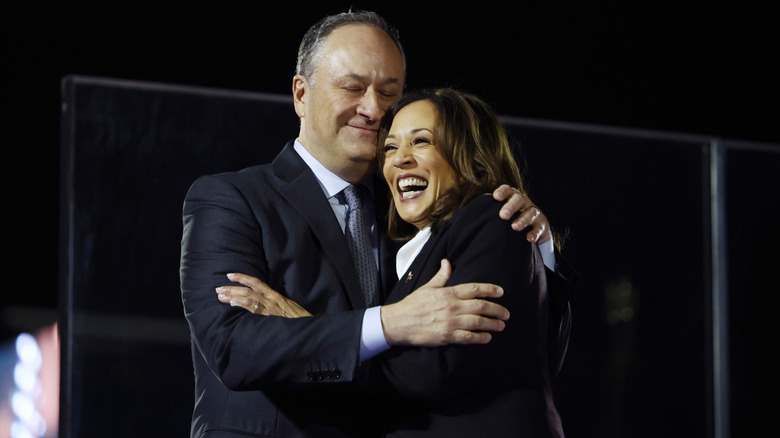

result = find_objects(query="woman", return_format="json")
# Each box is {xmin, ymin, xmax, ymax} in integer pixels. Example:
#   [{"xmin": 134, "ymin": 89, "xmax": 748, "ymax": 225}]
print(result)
[
  {"xmin": 374, "ymin": 89, "xmax": 563, "ymax": 437},
  {"xmin": 221, "ymin": 88, "xmax": 563, "ymax": 437}
]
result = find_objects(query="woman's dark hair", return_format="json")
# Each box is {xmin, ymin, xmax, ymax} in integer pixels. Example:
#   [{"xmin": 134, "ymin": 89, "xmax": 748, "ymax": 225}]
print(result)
[{"xmin": 377, "ymin": 88, "xmax": 526, "ymax": 240}]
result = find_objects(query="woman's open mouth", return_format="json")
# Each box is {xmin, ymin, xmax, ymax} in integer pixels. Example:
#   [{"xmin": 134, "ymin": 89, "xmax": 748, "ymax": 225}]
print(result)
[{"xmin": 398, "ymin": 177, "xmax": 428, "ymax": 199}]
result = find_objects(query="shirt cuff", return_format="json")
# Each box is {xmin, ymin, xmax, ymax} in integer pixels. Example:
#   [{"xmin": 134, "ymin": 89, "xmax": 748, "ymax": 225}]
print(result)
[
  {"xmin": 539, "ymin": 238, "xmax": 556, "ymax": 272},
  {"xmin": 359, "ymin": 306, "xmax": 390, "ymax": 362}
]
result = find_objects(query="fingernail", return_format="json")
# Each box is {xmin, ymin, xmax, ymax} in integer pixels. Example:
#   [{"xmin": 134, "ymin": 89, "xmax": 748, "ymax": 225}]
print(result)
[
  {"xmin": 216, "ymin": 287, "xmax": 226, "ymax": 292},
  {"xmin": 500, "ymin": 209, "xmax": 510, "ymax": 219},
  {"xmin": 227, "ymin": 273, "xmax": 236, "ymax": 279},
  {"xmin": 217, "ymin": 294, "xmax": 226, "ymax": 300},
  {"xmin": 496, "ymin": 287, "xmax": 504, "ymax": 296}
]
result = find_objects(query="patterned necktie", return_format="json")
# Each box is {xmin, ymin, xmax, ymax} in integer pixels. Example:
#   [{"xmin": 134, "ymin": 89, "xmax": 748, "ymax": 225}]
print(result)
[{"xmin": 343, "ymin": 184, "xmax": 379, "ymax": 307}]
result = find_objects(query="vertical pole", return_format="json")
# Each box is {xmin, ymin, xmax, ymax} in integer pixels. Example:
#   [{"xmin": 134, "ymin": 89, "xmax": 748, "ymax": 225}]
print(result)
[{"xmin": 710, "ymin": 140, "xmax": 729, "ymax": 438}]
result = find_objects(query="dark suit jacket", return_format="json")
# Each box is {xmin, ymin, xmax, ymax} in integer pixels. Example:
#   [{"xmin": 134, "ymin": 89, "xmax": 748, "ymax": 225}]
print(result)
[
  {"xmin": 377, "ymin": 195, "xmax": 564, "ymax": 438},
  {"xmin": 180, "ymin": 143, "xmax": 398, "ymax": 437}
]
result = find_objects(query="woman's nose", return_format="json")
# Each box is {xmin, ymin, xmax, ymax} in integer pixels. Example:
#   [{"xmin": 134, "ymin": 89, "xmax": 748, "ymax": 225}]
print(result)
[{"xmin": 393, "ymin": 146, "xmax": 414, "ymax": 168}]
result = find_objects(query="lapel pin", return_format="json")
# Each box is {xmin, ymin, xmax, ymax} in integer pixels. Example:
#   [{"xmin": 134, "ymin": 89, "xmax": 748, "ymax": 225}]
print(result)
[{"xmin": 405, "ymin": 271, "xmax": 413, "ymax": 282}]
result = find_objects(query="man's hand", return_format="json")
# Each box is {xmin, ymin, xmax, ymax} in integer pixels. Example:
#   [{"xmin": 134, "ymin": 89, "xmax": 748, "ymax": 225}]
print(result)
[
  {"xmin": 216, "ymin": 273, "xmax": 312, "ymax": 318},
  {"xmin": 492, "ymin": 184, "xmax": 551, "ymax": 244},
  {"xmin": 381, "ymin": 259, "xmax": 510, "ymax": 347}
]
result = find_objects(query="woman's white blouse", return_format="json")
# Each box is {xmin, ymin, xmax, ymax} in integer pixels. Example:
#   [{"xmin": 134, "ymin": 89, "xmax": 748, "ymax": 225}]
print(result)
[{"xmin": 395, "ymin": 226, "xmax": 432, "ymax": 280}]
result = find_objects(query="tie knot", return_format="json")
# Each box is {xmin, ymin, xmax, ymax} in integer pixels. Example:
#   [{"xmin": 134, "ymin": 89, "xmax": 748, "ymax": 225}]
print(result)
[{"xmin": 342, "ymin": 184, "xmax": 363, "ymax": 212}]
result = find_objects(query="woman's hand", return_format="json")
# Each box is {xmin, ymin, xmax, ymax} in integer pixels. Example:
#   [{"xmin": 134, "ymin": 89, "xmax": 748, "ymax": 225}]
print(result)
[{"xmin": 216, "ymin": 273, "xmax": 312, "ymax": 318}]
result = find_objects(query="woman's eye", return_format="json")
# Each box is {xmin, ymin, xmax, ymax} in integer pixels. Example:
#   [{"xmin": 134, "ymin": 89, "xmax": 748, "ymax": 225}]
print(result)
[
  {"xmin": 384, "ymin": 144, "xmax": 397, "ymax": 153},
  {"xmin": 413, "ymin": 137, "xmax": 431, "ymax": 145}
]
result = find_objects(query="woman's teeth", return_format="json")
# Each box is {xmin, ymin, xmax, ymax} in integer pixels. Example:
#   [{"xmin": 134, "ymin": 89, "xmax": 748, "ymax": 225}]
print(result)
[{"xmin": 398, "ymin": 177, "xmax": 428, "ymax": 198}]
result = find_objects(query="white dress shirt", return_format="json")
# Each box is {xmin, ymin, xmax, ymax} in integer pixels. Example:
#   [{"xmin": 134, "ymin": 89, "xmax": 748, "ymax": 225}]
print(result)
[{"xmin": 293, "ymin": 141, "xmax": 388, "ymax": 361}]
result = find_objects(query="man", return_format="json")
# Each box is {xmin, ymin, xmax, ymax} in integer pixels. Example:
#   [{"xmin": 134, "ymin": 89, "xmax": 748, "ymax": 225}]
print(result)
[{"xmin": 180, "ymin": 10, "xmax": 572, "ymax": 438}]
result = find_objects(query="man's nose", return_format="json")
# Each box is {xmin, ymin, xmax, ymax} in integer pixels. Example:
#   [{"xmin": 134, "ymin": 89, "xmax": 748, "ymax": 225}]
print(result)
[{"xmin": 357, "ymin": 91, "xmax": 382, "ymax": 121}]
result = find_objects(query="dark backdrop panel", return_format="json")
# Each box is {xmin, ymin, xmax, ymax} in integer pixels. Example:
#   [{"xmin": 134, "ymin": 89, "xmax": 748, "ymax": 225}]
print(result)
[
  {"xmin": 503, "ymin": 120, "xmax": 710, "ymax": 438},
  {"xmin": 724, "ymin": 145, "xmax": 780, "ymax": 437},
  {"xmin": 59, "ymin": 76, "xmax": 299, "ymax": 437},
  {"xmin": 59, "ymin": 76, "xmax": 778, "ymax": 437}
]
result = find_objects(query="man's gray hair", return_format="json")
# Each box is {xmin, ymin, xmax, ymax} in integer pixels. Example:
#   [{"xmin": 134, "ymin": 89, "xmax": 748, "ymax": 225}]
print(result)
[{"xmin": 296, "ymin": 10, "xmax": 407, "ymax": 87}]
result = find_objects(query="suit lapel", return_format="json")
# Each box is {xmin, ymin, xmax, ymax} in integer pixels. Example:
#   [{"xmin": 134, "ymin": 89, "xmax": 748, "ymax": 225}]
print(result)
[
  {"xmin": 272, "ymin": 143, "xmax": 366, "ymax": 309},
  {"xmin": 372, "ymin": 174, "xmax": 402, "ymax": 302}
]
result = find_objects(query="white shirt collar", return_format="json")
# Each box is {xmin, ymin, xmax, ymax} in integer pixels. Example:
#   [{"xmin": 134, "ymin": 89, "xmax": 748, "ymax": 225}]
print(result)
[
  {"xmin": 294, "ymin": 139, "xmax": 349, "ymax": 199},
  {"xmin": 395, "ymin": 226, "xmax": 432, "ymax": 280}
]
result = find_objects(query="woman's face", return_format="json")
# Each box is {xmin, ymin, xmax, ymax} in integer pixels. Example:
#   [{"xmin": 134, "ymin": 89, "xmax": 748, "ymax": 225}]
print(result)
[{"xmin": 382, "ymin": 100, "xmax": 458, "ymax": 230}]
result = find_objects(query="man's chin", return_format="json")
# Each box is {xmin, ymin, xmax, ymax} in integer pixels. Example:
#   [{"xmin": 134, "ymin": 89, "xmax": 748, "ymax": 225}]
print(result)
[{"xmin": 339, "ymin": 137, "xmax": 378, "ymax": 160}]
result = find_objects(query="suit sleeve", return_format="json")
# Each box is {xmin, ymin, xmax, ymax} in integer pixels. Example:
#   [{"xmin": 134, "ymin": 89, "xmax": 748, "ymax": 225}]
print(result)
[
  {"xmin": 378, "ymin": 197, "xmax": 550, "ymax": 402},
  {"xmin": 180, "ymin": 175, "xmax": 364, "ymax": 391},
  {"xmin": 546, "ymin": 250, "xmax": 576, "ymax": 378}
]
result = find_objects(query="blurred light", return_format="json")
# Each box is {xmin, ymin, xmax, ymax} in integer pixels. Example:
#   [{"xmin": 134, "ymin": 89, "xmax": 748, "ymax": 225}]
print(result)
[
  {"xmin": 14, "ymin": 364, "xmax": 39, "ymax": 395},
  {"xmin": 15, "ymin": 334, "xmax": 41, "ymax": 371},
  {"xmin": 604, "ymin": 276, "xmax": 639, "ymax": 326},
  {"xmin": 11, "ymin": 420, "xmax": 34, "ymax": 438},
  {"xmin": 8, "ymin": 332, "xmax": 50, "ymax": 438}
]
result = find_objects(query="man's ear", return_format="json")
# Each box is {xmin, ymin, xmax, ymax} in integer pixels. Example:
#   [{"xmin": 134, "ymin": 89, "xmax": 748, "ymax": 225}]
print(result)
[{"xmin": 292, "ymin": 75, "xmax": 307, "ymax": 118}]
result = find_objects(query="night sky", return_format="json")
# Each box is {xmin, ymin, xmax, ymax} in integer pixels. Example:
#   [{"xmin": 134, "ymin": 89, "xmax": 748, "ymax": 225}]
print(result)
[{"xmin": 2, "ymin": 1, "xmax": 778, "ymax": 317}]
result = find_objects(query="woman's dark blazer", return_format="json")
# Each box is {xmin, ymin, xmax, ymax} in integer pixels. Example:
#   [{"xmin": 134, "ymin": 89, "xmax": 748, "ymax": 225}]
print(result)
[{"xmin": 378, "ymin": 195, "xmax": 564, "ymax": 438}]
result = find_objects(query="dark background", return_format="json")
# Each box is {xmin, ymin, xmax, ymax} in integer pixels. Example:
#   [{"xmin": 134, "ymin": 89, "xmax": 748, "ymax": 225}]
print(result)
[
  {"xmin": 1, "ymin": 1, "xmax": 778, "ymax": 437},
  {"xmin": 2, "ymin": 1, "xmax": 778, "ymax": 320}
]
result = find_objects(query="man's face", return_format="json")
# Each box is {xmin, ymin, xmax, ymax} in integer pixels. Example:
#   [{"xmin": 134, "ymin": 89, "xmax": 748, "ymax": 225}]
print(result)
[{"xmin": 294, "ymin": 24, "xmax": 405, "ymax": 182}]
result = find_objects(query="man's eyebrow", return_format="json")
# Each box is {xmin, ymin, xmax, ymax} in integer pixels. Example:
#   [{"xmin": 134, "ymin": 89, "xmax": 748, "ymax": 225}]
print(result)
[{"xmin": 339, "ymin": 73, "xmax": 402, "ymax": 85}]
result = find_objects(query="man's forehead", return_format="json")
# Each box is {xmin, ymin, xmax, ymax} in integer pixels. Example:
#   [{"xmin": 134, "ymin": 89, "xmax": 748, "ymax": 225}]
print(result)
[
  {"xmin": 321, "ymin": 30, "xmax": 404, "ymax": 82},
  {"xmin": 325, "ymin": 25, "xmax": 402, "ymax": 61}
]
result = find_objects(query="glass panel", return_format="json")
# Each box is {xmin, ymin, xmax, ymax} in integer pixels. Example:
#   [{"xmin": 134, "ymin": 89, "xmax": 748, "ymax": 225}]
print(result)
[
  {"xmin": 504, "ymin": 120, "xmax": 709, "ymax": 438},
  {"xmin": 59, "ymin": 77, "xmax": 779, "ymax": 438},
  {"xmin": 723, "ymin": 144, "xmax": 780, "ymax": 438},
  {"xmin": 60, "ymin": 76, "xmax": 300, "ymax": 437}
]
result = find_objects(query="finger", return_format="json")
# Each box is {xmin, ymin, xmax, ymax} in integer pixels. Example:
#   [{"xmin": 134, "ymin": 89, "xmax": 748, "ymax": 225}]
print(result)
[
  {"xmin": 458, "ymin": 298, "xmax": 510, "ymax": 321},
  {"xmin": 216, "ymin": 291, "xmax": 231, "ymax": 304},
  {"xmin": 227, "ymin": 273, "xmax": 285, "ymax": 302},
  {"xmin": 509, "ymin": 206, "xmax": 540, "ymax": 231},
  {"xmin": 524, "ymin": 223, "xmax": 551, "ymax": 244},
  {"xmin": 226, "ymin": 272, "xmax": 264, "ymax": 289},
  {"xmin": 215, "ymin": 286, "xmax": 251, "ymax": 299},
  {"xmin": 505, "ymin": 195, "xmax": 533, "ymax": 221},
  {"xmin": 447, "ymin": 313, "xmax": 509, "ymax": 343},
  {"xmin": 492, "ymin": 184, "xmax": 515, "ymax": 201},
  {"xmin": 230, "ymin": 296, "xmax": 256, "ymax": 310},
  {"xmin": 420, "ymin": 259, "xmax": 452, "ymax": 289},
  {"xmin": 449, "ymin": 282, "xmax": 504, "ymax": 300},
  {"xmin": 450, "ymin": 330, "xmax": 493, "ymax": 345},
  {"xmin": 454, "ymin": 313, "xmax": 506, "ymax": 333}
]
